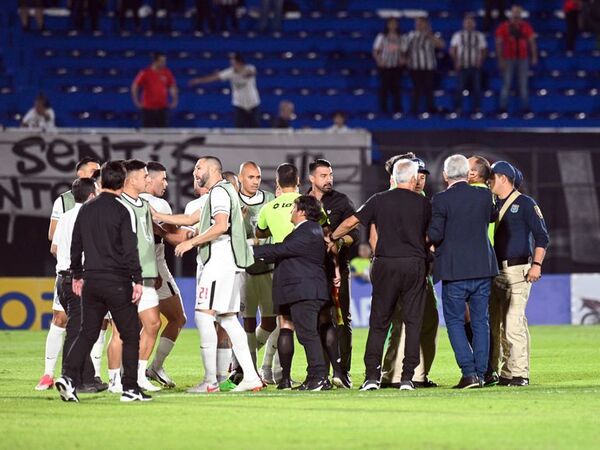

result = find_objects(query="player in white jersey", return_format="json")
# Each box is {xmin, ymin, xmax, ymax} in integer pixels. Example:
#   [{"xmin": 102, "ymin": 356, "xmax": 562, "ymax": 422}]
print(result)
[
  {"xmin": 237, "ymin": 162, "xmax": 280, "ymax": 383},
  {"xmin": 36, "ymin": 157, "xmax": 103, "ymax": 391},
  {"xmin": 138, "ymin": 162, "xmax": 188, "ymax": 388}
]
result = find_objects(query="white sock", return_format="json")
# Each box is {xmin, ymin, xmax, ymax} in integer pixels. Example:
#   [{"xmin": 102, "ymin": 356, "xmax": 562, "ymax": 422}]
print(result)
[
  {"xmin": 219, "ymin": 316, "xmax": 257, "ymax": 381},
  {"xmin": 44, "ymin": 324, "xmax": 66, "ymax": 376},
  {"xmin": 217, "ymin": 348, "xmax": 232, "ymax": 381},
  {"xmin": 262, "ymin": 325, "xmax": 280, "ymax": 370},
  {"xmin": 109, "ymin": 368, "xmax": 121, "ymax": 386},
  {"xmin": 90, "ymin": 329, "xmax": 106, "ymax": 377},
  {"xmin": 255, "ymin": 326, "xmax": 272, "ymax": 352},
  {"xmin": 195, "ymin": 311, "xmax": 218, "ymax": 384},
  {"xmin": 151, "ymin": 337, "xmax": 175, "ymax": 371},
  {"xmin": 138, "ymin": 360, "xmax": 148, "ymax": 382}
]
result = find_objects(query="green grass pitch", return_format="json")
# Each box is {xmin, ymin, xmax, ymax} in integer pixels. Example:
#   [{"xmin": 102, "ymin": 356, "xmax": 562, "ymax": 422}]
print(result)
[{"xmin": 1, "ymin": 326, "xmax": 599, "ymax": 449}]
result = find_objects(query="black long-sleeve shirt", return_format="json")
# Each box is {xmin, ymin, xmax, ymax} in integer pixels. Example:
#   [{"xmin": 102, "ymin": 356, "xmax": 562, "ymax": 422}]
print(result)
[{"xmin": 70, "ymin": 192, "xmax": 142, "ymax": 284}]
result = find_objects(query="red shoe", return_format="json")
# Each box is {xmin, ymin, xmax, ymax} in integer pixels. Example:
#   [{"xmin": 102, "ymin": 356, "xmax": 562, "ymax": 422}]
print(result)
[{"xmin": 35, "ymin": 374, "xmax": 54, "ymax": 391}]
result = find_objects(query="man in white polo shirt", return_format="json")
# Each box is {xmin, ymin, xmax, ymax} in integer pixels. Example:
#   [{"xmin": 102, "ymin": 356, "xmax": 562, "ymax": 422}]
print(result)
[{"xmin": 189, "ymin": 52, "xmax": 261, "ymax": 128}]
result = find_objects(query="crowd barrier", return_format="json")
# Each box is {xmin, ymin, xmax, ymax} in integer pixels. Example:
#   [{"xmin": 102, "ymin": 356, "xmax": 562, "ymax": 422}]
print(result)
[{"xmin": 2, "ymin": 274, "xmax": 599, "ymax": 330}]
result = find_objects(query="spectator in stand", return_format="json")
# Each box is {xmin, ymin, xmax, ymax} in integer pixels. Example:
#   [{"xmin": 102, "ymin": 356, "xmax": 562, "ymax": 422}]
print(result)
[
  {"xmin": 214, "ymin": 0, "xmax": 239, "ymax": 32},
  {"xmin": 259, "ymin": 0, "xmax": 284, "ymax": 33},
  {"xmin": 18, "ymin": 0, "xmax": 44, "ymax": 31},
  {"xmin": 189, "ymin": 53, "xmax": 261, "ymax": 128},
  {"xmin": 350, "ymin": 243, "xmax": 372, "ymax": 283},
  {"xmin": 327, "ymin": 111, "xmax": 350, "ymax": 133},
  {"xmin": 484, "ymin": 0, "xmax": 508, "ymax": 32},
  {"xmin": 21, "ymin": 93, "xmax": 56, "ymax": 131},
  {"xmin": 565, "ymin": 1, "xmax": 583, "ymax": 52},
  {"xmin": 272, "ymin": 100, "xmax": 295, "ymax": 128},
  {"xmin": 118, "ymin": 0, "xmax": 142, "ymax": 32},
  {"xmin": 450, "ymin": 13, "xmax": 487, "ymax": 114},
  {"xmin": 405, "ymin": 17, "xmax": 446, "ymax": 115},
  {"xmin": 71, "ymin": 0, "xmax": 102, "ymax": 32},
  {"xmin": 496, "ymin": 5, "xmax": 537, "ymax": 113},
  {"xmin": 372, "ymin": 18, "xmax": 405, "ymax": 114},
  {"xmin": 582, "ymin": 0, "xmax": 600, "ymax": 49},
  {"xmin": 195, "ymin": 0, "xmax": 215, "ymax": 33},
  {"xmin": 131, "ymin": 52, "xmax": 178, "ymax": 128}
]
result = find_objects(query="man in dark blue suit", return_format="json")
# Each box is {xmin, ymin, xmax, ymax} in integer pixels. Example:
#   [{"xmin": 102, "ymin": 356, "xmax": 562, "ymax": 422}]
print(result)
[
  {"xmin": 428, "ymin": 154, "xmax": 499, "ymax": 389},
  {"xmin": 252, "ymin": 195, "xmax": 332, "ymax": 391}
]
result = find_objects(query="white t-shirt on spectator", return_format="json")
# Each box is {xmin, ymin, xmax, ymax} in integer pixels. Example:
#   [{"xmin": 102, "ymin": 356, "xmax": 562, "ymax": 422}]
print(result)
[
  {"xmin": 218, "ymin": 65, "xmax": 261, "ymax": 110},
  {"xmin": 22, "ymin": 108, "xmax": 56, "ymax": 131},
  {"xmin": 327, "ymin": 124, "xmax": 350, "ymax": 133}
]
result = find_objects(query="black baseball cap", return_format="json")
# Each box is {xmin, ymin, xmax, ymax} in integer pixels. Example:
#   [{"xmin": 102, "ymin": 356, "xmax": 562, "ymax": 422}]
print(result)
[{"xmin": 413, "ymin": 157, "xmax": 430, "ymax": 175}]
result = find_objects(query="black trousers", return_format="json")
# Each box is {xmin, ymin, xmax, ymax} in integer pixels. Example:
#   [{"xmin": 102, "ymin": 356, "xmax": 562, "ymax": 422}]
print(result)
[
  {"xmin": 289, "ymin": 299, "xmax": 327, "ymax": 379},
  {"xmin": 338, "ymin": 269, "xmax": 352, "ymax": 373},
  {"xmin": 409, "ymin": 70, "xmax": 436, "ymax": 113},
  {"xmin": 234, "ymin": 106, "xmax": 260, "ymax": 128},
  {"xmin": 378, "ymin": 67, "xmax": 403, "ymax": 113},
  {"xmin": 58, "ymin": 275, "xmax": 95, "ymax": 386},
  {"xmin": 565, "ymin": 10, "xmax": 579, "ymax": 52},
  {"xmin": 142, "ymin": 108, "xmax": 168, "ymax": 128},
  {"xmin": 63, "ymin": 279, "xmax": 140, "ymax": 391},
  {"xmin": 364, "ymin": 256, "xmax": 426, "ymax": 381}
]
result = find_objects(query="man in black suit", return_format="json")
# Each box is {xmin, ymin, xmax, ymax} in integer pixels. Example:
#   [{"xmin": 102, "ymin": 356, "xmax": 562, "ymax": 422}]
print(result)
[
  {"xmin": 428, "ymin": 154, "xmax": 499, "ymax": 389},
  {"xmin": 252, "ymin": 195, "xmax": 331, "ymax": 391}
]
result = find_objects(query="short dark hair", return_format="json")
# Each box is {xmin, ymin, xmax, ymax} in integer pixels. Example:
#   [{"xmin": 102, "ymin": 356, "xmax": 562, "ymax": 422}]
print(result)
[
  {"xmin": 100, "ymin": 161, "xmax": 127, "ymax": 190},
  {"xmin": 231, "ymin": 52, "xmax": 245, "ymax": 64},
  {"xmin": 90, "ymin": 169, "xmax": 101, "ymax": 181},
  {"xmin": 76, "ymin": 157, "xmax": 100, "ymax": 173},
  {"xmin": 385, "ymin": 152, "xmax": 416, "ymax": 175},
  {"xmin": 222, "ymin": 171, "xmax": 238, "ymax": 185},
  {"xmin": 147, "ymin": 161, "xmax": 167, "ymax": 173},
  {"xmin": 276, "ymin": 163, "xmax": 298, "ymax": 188},
  {"xmin": 308, "ymin": 158, "xmax": 332, "ymax": 174},
  {"xmin": 72, "ymin": 178, "xmax": 96, "ymax": 203},
  {"xmin": 470, "ymin": 155, "xmax": 492, "ymax": 182},
  {"xmin": 124, "ymin": 159, "xmax": 147, "ymax": 173},
  {"xmin": 35, "ymin": 92, "xmax": 50, "ymax": 108},
  {"xmin": 294, "ymin": 195, "xmax": 323, "ymax": 222},
  {"xmin": 152, "ymin": 51, "xmax": 165, "ymax": 62},
  {"xmin": 332, "ymin": 111, "xmax": 345, "ymax": 119},
  {"xmin": 201, "ymin": 156, "xmax": 223, "ymax": 172}
]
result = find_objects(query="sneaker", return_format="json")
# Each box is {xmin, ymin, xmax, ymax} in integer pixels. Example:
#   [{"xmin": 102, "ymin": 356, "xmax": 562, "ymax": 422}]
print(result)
[
  {"xmin": 297, "ymin": 377, "xmax": 331, "ymax": 392},
  {"xmin": 277, "ymin": 378, "xmax": 292, "ymax": 390},
  {"xmin": 35, "ymin": 374, "xmax": 54, "ymax": 391},
  {"xmin": 121, "ymin": 388, "xmax": 153, "ymax": 402},
  {"xmin": 332, "ymin": 372, "xmax": 352, "ymax": 389},
  {"xmin": 498, "ymin": 376, "xmax": 512, "ymax": 386},
  {"xmin": 77, "ymin": 383, "xmax": 104, "ymax": 394},
  {"xmin": 93, "ymin": 376, "xmax": 109, "ymax": 392},
  {"xmin": 227, "ymin": 369, "xmax": 244, "ymax": 386},
  {"xmin": 108, "ymin": 379, "xmax": 123, "ymax": 394},
  {"xmin": 452, "ymin": 375, "xmax": 480, "ymax": 389},
  {"xmin": 483, "ymin": 372, "xmax": 499, "ymax": 387},
  {"xmin": 359, "ymin": 379, "xmax": 380, "ymax": 391},
  {"xmin": 508, "ymin": 376, "xmax": 529, "ymax": 387},
  {"xmin": 55, "ymin": 376, "xmax": 79, "ymax": 403},
  {"xmin": 232, "ymin": 377, "xmax": 263, "ymax": 392},
  {"xmin": 138, "ymin": 377, "xmax": 161, "ymax": 392},
  {"xmin": 399, "ymin": 380, "xmax": 415, "ymax": 391},
  {"xmin": 187, "ymin": 381, "xmax": 220, "ymax": 394},
  {"xmin": 413, "ymin": 378, "xmax": 438, "ymax": 388},
  {"xmin": 146, "ymin": 366, "xmax": 176, "ymax": 388},
  {"xmin": 219, "ymin": 379, "xmax": 238, "ymax": 392},
  {"xmin": 259, "ymin": 366, "xmax": 276, "ymax": 385}
]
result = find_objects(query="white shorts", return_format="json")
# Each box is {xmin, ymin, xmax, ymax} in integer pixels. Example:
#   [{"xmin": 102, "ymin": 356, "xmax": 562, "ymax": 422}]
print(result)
[
  {"xmin": 240, "ymin": 272, "xmax": 274, "ymax": 318},
  {"xmin": 156, "ymin": 259, "xmax": 181, "ymax": 300},
  {"xmin": 52, "ymin": 283, "xmax": 65, "ymax": 312},
  {"xmin": 196, "ymin": 254, "xmax": 243, "ymax": 314},
  {"xmin": 138, "ymin": 284, "xmax": 160, "ymax": 313}
]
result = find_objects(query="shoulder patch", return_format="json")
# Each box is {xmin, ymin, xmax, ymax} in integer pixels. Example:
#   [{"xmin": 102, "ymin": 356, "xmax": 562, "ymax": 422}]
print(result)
[
  {"xmin": 534, "ymin": 205, "xmax": 544, "ymax": 219},
  {"xmin": 510, "ymin": 204, "xmax": 520, "ymax": 214}
]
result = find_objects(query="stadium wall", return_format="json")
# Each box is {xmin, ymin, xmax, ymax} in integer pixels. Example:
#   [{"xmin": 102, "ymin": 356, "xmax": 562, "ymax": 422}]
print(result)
[{"xmin": 1, "ymin": 274, "xmax": 599, "ymax": 330}]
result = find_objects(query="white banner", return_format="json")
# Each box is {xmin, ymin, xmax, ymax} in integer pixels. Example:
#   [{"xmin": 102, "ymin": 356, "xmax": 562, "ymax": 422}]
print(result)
[
  {"xmin": 571, "ymin": 273, "xmax": 600, "ymax": 325},
  {"xmin": 0, "ymin": 129, "xmax": 371, "ymax": 219}
]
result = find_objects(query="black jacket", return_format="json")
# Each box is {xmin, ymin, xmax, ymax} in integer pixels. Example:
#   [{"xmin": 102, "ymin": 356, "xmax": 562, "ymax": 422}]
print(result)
[
  {"xmin": 253, "ymin": 220, "xmax": 329, "ymax": 305},
  {"xmin": 70, "ymin": 192, "xmax": 142, "ymax": 284},
  {"xmin": 428, "ymin": 181, "xmax": 499, "ymax": 282}
]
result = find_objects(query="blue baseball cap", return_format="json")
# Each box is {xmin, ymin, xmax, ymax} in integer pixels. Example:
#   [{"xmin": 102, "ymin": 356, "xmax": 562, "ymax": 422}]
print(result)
[
  {"xmin": 514, "ymin": 167, "xmax": 523, "ymax": 189},
  {"xmin": 491, "ymin": 161, "xmax": 516, "ymax": 181}
]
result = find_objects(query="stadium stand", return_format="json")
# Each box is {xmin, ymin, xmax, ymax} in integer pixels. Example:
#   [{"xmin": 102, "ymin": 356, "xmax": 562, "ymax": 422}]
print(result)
[{"xmin": 1, "ymin": 0, "xmax": 599, "ymax": 129}]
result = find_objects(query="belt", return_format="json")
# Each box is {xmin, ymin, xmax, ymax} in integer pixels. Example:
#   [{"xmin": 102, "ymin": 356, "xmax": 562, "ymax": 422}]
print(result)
[
  {"xmin": 500, "ymin": 257, "xmax": 531, "ymax": 268},
  {"xmin": 58, "ymin": 270, "xmax": 71, "ymax": 277}
]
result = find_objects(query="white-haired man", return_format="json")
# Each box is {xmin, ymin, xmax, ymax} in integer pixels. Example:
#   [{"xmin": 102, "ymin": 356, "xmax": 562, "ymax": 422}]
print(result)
[{"xmin": 331, "ymin": 159, "xmax": 432, "ymax": 391}]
